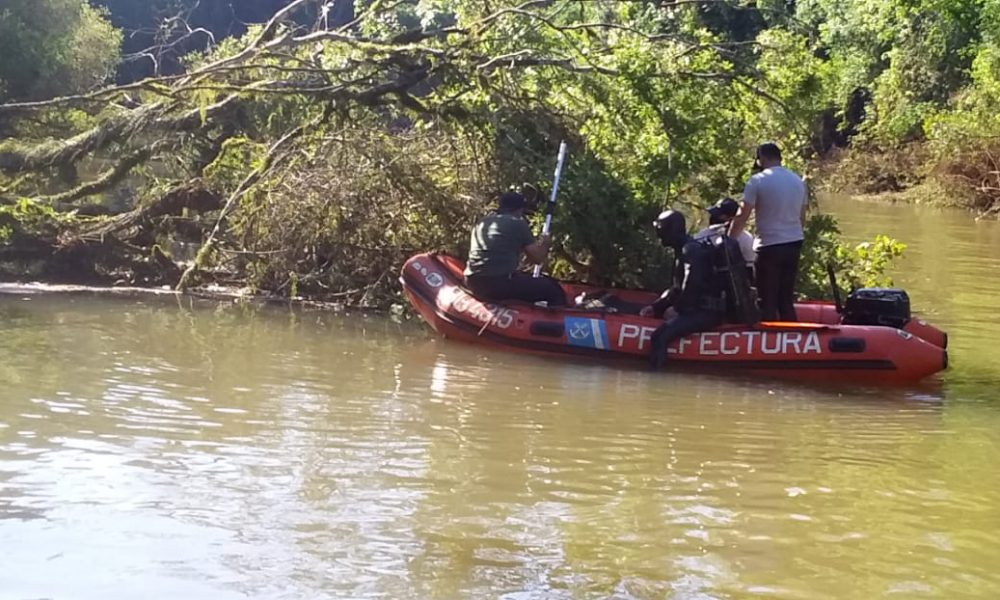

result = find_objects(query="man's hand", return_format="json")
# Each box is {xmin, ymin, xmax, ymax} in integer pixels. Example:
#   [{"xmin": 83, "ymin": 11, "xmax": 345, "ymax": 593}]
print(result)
[
  {"xmin": 639, "ymin": 305, "xmax": 654, "ymax": 318},
  {"xmin": 525, "ymin": 234, "xmax": 551, "ymax": 265}
]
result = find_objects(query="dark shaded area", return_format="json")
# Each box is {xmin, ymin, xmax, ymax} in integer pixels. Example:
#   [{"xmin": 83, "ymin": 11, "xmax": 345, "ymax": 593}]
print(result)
[
  {"xmin": 811, "ymin": 88, "xmax": 872, "ymax": 155},
  {"xmin": 91, "ymin": 0, "xmax": 354, "ymax": 82},
  {"xmin": 694, "ymin": 1, "xmax": 769, "ymax": 43},
  {"xmin": 0, "ymin": 182, "xmax": 221, "ymax": 286}
]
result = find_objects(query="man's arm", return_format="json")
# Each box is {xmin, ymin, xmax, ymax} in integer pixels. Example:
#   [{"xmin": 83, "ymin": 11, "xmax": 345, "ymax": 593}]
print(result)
[
  {"xmin": 738, "ymin": 232, "xmax": 756, "ymax": 264},
  {"xmin": 675, "ymin": 245, "xmax": 714, "ymax": 311},
  {"xmin": 524, "ymin": 233, "xmax": 550, "ymax": 265},
  {"xmin": 640, "ymin": 257, "xmax": 682, "ymax": 317},
  {"xmin": 648, "ymin": 287, "xmax": 678, "ymax": 316},
  {"xmin": 730, "ymin": 178, "xmax": 756, "ymax": 237},
  {"xmin": 729, "ymin": 203, "xmax": 753, "ymax": 237},
  {"xmin": 800, "ymin": 181, "xmax": 808, "ymax": 227}
]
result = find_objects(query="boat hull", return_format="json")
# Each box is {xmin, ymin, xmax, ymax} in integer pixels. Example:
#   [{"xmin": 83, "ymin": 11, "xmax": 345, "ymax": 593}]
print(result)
[
  {"xmin": 401, "ymin": 253, "xmax": 948, "ymax": 385},
  {"xmin": 795, "ymin": 301, "xmax": 946, "ymax": 349}
]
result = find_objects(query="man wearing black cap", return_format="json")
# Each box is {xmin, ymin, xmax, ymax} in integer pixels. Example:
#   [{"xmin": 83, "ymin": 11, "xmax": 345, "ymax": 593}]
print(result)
[
  {"xmin": 696, "ymin": 197, "xmax": 755, "ymax": 272},
  {"xmin": 464, "ymin": 191, "xmax": 567, "ymax": 306},
  {"xmin": 729, "ymin": 142, "xmax": 807, "ymax": 321}
]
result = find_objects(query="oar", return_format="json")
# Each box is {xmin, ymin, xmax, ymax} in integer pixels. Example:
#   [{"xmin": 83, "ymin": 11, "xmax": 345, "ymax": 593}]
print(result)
[{"xmin": 533, "ymin": 141, "xmax": 568, "ymax": 278}]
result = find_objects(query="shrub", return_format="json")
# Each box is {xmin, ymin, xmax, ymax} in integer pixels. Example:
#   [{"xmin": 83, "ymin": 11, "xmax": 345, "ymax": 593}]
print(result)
[{"xmin": 797, "ymin": 213, "xmax": 906, "ymax": 300}]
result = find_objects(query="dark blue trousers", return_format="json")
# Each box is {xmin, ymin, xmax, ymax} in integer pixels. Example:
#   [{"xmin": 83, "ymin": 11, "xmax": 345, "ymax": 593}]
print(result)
[
  {"xmin": 466, "ymin": 272, "xmax": 567, "ymax": 306},
  {"xmin": 648, "ymin": 310, "xmax": 723, "ymax": 369}
]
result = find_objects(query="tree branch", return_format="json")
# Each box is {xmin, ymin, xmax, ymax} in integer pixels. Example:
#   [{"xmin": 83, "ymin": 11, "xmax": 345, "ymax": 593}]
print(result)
[
  {"xmin": 0, "ymin": 95, "xmax": 239, "ymax": 174},
  {"xmin": 176, "ymin": 104, "xmax": 332, "ymax": 290},
  {"xmin": 40, "ymin": 145, "xmax": 161, "ymax": 206}
]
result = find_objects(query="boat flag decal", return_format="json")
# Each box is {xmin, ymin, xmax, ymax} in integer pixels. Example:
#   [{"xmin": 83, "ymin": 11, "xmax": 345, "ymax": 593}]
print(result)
[{"xmin": 564, "ymin": 317, "xmax": 609, "ymax": 350}]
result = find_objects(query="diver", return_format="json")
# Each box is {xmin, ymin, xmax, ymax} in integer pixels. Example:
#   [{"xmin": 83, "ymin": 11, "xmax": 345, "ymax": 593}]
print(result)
[{"xmin": 640, "ymin": 210, "xmax": 727, "ymax": 370}]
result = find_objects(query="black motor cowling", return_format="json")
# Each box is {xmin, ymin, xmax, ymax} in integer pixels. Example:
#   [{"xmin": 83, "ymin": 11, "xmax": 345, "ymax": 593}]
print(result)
[{"xmin": 842, "ymin": 288, "xmax": 911, "ymax": 328}]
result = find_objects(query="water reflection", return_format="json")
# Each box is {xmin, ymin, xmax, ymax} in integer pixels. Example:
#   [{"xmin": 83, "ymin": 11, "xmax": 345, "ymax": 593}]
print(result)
[{"xmin": 1, "ymin": 278, "xmax": 999, "ymax": 597}]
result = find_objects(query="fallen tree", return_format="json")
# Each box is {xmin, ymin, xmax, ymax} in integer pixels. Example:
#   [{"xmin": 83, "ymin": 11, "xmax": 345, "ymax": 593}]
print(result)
[{"xmin": 0, "ymin": 0, "xmax": 905, "ymax": 305}]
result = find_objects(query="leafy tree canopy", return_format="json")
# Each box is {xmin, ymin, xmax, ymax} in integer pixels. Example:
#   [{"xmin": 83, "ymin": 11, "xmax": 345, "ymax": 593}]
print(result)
[
  {"xmin": 0, "ymin": 0, "xmax": 924, "ymax": 297},
  {"xmin": 0, "ymin": 0, "xmax": 121, "ymax": 102}
]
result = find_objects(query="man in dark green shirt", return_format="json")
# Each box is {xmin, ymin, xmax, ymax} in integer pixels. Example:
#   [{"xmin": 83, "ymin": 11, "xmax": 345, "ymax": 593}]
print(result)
[{"xmin": 464, "ymin": 191, "xmax": 567, "ymax": 306}]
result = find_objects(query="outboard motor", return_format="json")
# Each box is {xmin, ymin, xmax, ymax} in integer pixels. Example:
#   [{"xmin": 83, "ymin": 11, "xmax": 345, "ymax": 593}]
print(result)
[{"xmin": 842, "ymin": 288, "xmax": 911, "ymax": 328}]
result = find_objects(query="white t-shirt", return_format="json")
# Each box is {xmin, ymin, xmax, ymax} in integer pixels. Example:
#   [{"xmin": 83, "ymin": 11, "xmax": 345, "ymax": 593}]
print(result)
[
  {"xmin": 743, "ymin": 166, "xmax": 806, "ymax": 249},
  {"xmin": 695, "ymin": 225, "xmax": 755, "ymax": 266}
]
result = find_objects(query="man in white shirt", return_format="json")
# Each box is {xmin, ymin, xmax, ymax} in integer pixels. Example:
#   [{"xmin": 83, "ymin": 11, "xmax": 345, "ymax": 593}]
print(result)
[
  {"xmin": 729, "ymin": 142, "xmax": 807, "ymax": 321},
  {"xmin": 695, "ymin": 197, "xmax": 755, "ymax": 272}
]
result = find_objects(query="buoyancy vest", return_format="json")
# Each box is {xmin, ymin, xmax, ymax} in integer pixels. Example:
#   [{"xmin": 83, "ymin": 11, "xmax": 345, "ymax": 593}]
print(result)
[
  {"xmin": 695, "ymin": 231, "xmax": 760, "ymax": 325},
  {"xmin": 674, "ymin": 239, "xmax": 726, "ymax": 314}
]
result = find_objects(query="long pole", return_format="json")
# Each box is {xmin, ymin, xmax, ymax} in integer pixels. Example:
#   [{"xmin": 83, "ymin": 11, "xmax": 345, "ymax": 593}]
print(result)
[{"xmin": 533, "ymin": 141, "xmax": 568, "ymax": 278}]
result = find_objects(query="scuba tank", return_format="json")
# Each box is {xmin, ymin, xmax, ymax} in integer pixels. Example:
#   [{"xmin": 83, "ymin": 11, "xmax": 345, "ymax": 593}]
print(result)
[{"xmin": 698, "ymin": 227, "xmax": 760, "ymax": 325}]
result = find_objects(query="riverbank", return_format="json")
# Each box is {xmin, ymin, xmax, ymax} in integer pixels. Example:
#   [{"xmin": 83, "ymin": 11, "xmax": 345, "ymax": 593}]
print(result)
[
  {"xmin": 812, "ymin": 144, "xmax": 1000, "ymax": 218},
  {"xmin": 0, "ymin": 281, "xmax": 396, "ymax": 315}
]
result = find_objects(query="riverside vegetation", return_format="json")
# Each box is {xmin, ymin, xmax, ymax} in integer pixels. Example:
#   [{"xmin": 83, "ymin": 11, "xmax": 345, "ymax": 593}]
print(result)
[{"xmin": 5, "ymin": 0, "xmax": 993, "ymax": 307}]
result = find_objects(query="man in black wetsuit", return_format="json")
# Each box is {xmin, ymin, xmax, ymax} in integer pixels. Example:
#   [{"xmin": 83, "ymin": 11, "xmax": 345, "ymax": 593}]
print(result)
[{"xmin": 640, "ymin": 210, "xmax": 726, "ymax": 370}]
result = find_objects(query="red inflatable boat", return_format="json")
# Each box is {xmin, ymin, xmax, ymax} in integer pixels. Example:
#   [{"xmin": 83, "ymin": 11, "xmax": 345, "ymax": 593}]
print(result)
[{"xmin": 400, "ymin": 253, "xmax": 948, "ymax": 384}]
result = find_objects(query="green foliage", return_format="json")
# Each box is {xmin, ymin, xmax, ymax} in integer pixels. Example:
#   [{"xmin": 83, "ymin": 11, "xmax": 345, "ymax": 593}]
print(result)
[
  {"xmin": 794, "ymin": 0, "xmax": 981, "ymax": 144},
  {"xmin": 797, "ymin": 213, "xmax": 906, "ymax": 300},
  {"xmin": 202, "ymin": 137, "xmax": 267, "ymax": 189},
  {"xmin": 0, "ymin": 0, "xmax": 121, "ymax": 102},
  {"xmin": 780, "ymin": 0, "xmax": 1000, "ymax": 213},
  {"xmin": 0, "ymin": 198, "xmax": 76, "ymax": 242},
  {"xmin": 908, "ymin": 29, "xmax": 1000, "ymax": 213},
  {"xmin": 0, "ymin": 0, "xmax": 918, "ymax": 300},
  {"xmin": 222, "ymin": 125, "xmax": 489, "ymax": 302},
  {"xmin": 846, "ymin": 235, "xmax": 907, "ymax": 286}
]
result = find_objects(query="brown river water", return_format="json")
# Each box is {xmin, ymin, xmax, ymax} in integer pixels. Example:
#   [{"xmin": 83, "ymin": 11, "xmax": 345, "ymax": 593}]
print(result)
[{"xmin": 1, "ymin": 196, "xmax": 998, "ymax": 599}]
